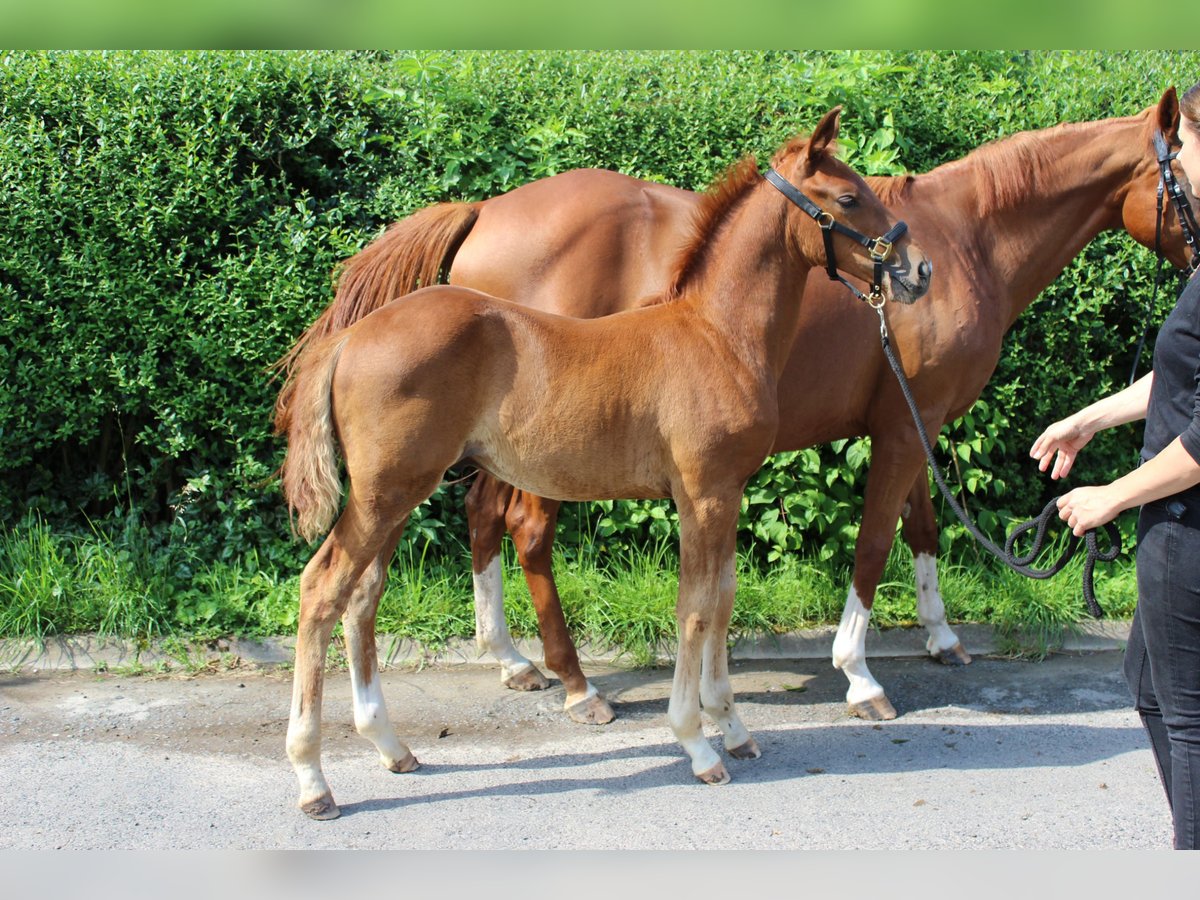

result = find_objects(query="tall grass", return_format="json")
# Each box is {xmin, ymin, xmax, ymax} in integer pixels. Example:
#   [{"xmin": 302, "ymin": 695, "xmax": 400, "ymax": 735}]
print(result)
[{"xmin": 0, "ymin": 519, "xmax": 1138, "ymax": 659}]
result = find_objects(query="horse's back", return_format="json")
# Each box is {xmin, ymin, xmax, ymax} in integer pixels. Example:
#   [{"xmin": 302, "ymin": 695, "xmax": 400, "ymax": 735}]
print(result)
[{"xmin": 450, "ymin": 169, "xmax": 698, "ymax": 316}]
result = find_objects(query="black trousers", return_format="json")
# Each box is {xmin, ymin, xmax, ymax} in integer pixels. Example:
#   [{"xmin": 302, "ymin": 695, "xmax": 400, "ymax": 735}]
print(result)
[{"xmin": 1125, "ymin": 494, "xmax": 1200, "ymax": 849}]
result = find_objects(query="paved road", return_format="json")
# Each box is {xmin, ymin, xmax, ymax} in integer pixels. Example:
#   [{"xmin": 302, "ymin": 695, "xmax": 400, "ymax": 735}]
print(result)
[{"xmin": 0, "ymin": 649, "xmax": 1173, "ymax": 849}]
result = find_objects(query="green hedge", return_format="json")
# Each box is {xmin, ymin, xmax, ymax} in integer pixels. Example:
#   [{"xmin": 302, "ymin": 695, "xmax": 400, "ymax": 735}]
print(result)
[{"xmin": 1, "ymin": 50, "xmax": 1196, "ymax": 577}]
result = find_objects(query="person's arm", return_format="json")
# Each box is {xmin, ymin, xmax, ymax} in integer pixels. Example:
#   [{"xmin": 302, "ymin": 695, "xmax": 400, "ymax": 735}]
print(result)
[
  {"xmin": 1029, "ymin": 372, "xmax": 1153, "ymax": 481},
  {"xmin": 1057, "ymin": 437, "xmax": 1200, "ymax": 535}
]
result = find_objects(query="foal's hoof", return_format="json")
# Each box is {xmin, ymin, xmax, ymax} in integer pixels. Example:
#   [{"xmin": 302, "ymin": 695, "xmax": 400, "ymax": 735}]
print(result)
[
  {"xmin": 565, "ymin": 693, "xmax": 616, "ymax": 725},
  {"xmin": 385, "ymin": 751, "xmax": 420, "ymax": 774},
  {"xmin": 849, "ymin": 695, "xmax": 898, "ymax": 721},
  {"xmin": 504, "ymin": 664, "xmax": 552, "ymax": 692},
  {"xmin": 300, "ymin": 794, "xmax": 341, "ymax": 821},
  {"xmin": 933, "ymin": 642, "xmax": 972, "ymax": 666},
  {"xmin": 696, "ymin": 761, "xmax": 731, "ymax": 786},
  {"xmin": 727, "ymin": 737, "xmax": 762, "ymax": 760}
]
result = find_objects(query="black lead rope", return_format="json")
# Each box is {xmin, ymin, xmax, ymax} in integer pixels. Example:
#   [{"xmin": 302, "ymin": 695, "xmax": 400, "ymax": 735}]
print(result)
[{"xmin": 874, "ymin": 309, "xmax": 1120, "ymax": 618}]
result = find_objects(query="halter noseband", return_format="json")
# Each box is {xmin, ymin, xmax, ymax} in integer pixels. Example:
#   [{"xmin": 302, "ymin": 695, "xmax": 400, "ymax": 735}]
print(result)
[
  {"xmin": 764, "ymin": 167, "xmax": 908, "ymax": 307},
  {"xmin": 1152, "ymin": 128, "xmax": 1200, "ymax": 274}
]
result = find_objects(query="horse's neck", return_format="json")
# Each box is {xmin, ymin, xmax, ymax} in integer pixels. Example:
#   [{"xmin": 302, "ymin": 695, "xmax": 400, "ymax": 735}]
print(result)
[
  {"xmin": 683, "ymin": 188, "xmax": 809, "ymax": 380},
  {"xmin": 910, "ymin": 117, "xmax": 1145, "ymax": 326}
]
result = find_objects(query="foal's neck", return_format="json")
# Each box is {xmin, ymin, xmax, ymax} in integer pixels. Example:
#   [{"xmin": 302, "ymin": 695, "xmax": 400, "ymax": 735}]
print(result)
[
  {"xmin": 916, "ymin": 115, "xmax": 1148, "ymax": 327},
  {"xmin": 680, "ymin": 182, "xmax": 810, "ymax": 382}
]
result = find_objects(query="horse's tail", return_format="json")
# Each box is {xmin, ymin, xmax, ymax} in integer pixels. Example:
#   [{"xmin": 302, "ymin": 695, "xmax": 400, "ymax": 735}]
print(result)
[
  {"xmin": 272, "ymin": 200, "xmax": 481, "ymax": 409},
  {"xmin": 278, "ymin": 333, "xmax": 350, "ymax": 543}
]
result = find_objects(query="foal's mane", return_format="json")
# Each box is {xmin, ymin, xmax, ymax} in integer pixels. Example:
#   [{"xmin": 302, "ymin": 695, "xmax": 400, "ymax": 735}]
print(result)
[
  {"xmin": 664, "ymin": 135, "xmax": 817, "ymax": 301},
  {"xmin": 663, "ymin": 155, "xmax": 763, "ymax": 301}
]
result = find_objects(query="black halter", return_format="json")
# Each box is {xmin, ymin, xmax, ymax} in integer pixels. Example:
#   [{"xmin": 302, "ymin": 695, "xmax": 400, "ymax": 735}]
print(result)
[
  {"xmin": 1129, "ymin": 129, "xmax": 1200, "ymax": 384},
  {"xmin": 1152, "ymin": 128, "xmax": 1200, "ymax": 274},
  {"xmin": 764, "ymin": 167, "xmax": 908, "ymax": 307}
]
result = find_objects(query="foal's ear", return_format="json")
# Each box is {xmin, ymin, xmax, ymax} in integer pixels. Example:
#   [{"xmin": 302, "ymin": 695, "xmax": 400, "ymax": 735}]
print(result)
[
  {"xmin": 1157, "ymin": 86, "xmax": 1181, "ymax": 142},
  {"xmin": 808, "ymin": 106, "xmax": 842, "ymax": 167}
]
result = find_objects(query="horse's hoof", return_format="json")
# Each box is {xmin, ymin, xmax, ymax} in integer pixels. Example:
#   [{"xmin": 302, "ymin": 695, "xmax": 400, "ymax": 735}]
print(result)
[
  {"xmin": 696, "ymin": 761, "xmax": 731, "ymax": 785},
  {"xmin": 504, "ymin": 664, "xmax": 552, "ymax": 692},
  {"xmin": 727, "ymin": 737, "xmax": 762, "ymax": 760},
  {"xmin": 565, "ymin": 693, "xmax": 616, "ymax": 725},
  {"xmin": 300, "ymin": 794, "xmax": 340, "ymax": 820},
  {"xmin": 385, "ymin": 751, "xmax": 420, "ymax": 774},
  {"xmin": 933, "ymin": 642, "xmax": 972, "ymax": 666},
  {"xmin": 849, "ymin": 695, "xmax": 898, "ymax": 721}
]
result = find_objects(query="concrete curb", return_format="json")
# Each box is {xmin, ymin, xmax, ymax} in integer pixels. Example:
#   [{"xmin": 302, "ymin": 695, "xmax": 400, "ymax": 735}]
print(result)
[{"xmin": 0, "ymin": 620, "xmax": 1132, "ymax": 673}]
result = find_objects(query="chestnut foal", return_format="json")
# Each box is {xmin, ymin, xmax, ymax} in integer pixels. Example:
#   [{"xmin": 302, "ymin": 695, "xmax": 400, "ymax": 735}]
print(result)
[{"xmin": 275, "ymin": 108, "xmax": 930, "ymax": 818}]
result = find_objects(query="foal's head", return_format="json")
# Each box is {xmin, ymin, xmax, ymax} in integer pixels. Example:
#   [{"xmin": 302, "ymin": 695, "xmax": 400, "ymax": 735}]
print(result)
[
  {"xmin": 1119, "ymin": 87, "xmax": 1200, "ymax": 269},
  {"xmin": 772, "ymin": 107, "xmax": 932, "ymax": 304}
]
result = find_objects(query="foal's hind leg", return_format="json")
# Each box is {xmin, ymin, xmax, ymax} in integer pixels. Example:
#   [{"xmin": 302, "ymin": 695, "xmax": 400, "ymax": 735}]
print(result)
[
  {"xmin": 286, "ymin": 499, "xmax": 393, "ymax": 819},
  {"xmin": 668, "ymin": 491, "xmax": 747, "ymax": 785},
  {"xmin": 464, "ymin": 475, "xmax": 551, "ymax": 692},
  {"xmin": 901, "ymin": 474, "xmax": 970, "ymax": 666},
  {"xmin": 507, "ymin": 491, "xmax": 614, "ymax": 725},
  {"xmin": 343, "ymin": 532, "xmax": 421, "ymax": 776}
]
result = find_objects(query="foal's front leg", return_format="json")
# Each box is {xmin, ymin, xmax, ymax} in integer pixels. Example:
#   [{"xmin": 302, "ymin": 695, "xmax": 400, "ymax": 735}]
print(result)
[{"xmin": 669, "ymin": 493, "xmax": 755, "ymax": 784}]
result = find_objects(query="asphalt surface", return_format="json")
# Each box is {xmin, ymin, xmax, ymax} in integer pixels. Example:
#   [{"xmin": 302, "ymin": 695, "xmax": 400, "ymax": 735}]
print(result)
[{"xmin": 0, "ymin": 649, "xmax": 1174, "ymax": 850}]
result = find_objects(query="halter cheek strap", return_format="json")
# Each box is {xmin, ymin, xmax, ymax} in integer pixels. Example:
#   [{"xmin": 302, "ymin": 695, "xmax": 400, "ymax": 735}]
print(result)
[
  {"xmin": 1153, "ymin": 129, "xmax": 1200, "ymax": 273},
  {"xmin": 1129, "ymin": 130, "xmax": 1200, "ymax": 384},
  {"xmin": 764, "ymin": 167, "xmax": 908, "ymax": 307}
]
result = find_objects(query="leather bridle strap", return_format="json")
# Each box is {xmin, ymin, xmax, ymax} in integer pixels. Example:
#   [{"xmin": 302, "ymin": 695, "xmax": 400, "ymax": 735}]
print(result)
[
  {"xmin": 1153, "ymin": 129, "xmax": 1200, "ymax": 272},
  {"xmin": 764, "ymin": 167, "xmax": 908, "ymax": 307}
]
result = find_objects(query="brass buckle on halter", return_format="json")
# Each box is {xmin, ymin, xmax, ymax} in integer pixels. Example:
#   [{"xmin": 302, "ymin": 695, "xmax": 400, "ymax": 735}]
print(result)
[
  {"xmin": 815, "ymin": 211, "xmax": 835, "ymax": 229},
  {"xmin": 868, "ymin": 237, "xmax": 893, "ymax": 262},
  {"xmin": 866, "ymin": 287, "xmax": 886, "ymax": 310}
]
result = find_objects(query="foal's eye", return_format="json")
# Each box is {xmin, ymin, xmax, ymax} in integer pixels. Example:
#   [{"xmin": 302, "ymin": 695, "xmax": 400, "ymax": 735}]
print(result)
[{"xmin": 837, "ymin": 195, "xmax": 858, "ymax": 209}]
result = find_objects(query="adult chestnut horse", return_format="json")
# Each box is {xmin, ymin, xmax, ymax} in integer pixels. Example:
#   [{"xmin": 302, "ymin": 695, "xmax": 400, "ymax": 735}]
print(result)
[
  {"xmin": 282, "ymin": 89, "xmax": 1197, "ymax": 725},
  {"xmin": 275, "ymin": 110, "xmax": 930, "ymax": 818}
]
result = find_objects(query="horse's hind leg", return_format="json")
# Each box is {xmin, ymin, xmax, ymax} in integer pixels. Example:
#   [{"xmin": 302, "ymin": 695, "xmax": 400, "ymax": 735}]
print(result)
[
  {"xmin": 669, "ymin": 490, "xmax": 745, "ymax": 785},
  {"xmin": 343, "ymin": 524, "xmax": 421, "ymax": 775},
  {"xmin": 507, "ymin": 491, "xmax": 615, "ymax": 725},
  {"xmin": 900, "ymin": 474, "xmax": 970, "ymax": 666},
  {"xmin": 465, "ymin": 475, "xmax": 551, "ymax": 692},
  {"xmin": 832, "ymin": 434, "xmax": 930, "ymax": 721}
]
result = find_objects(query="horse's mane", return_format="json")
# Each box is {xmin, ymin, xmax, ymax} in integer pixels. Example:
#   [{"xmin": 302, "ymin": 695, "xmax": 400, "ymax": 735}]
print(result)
[
  {"xmin": 664, "ymin": 135, "xmax": 818, "ymax": 302},
  {"xmin": 926, "ymin": 121, "xmax": 1107, "ymax": 216}
]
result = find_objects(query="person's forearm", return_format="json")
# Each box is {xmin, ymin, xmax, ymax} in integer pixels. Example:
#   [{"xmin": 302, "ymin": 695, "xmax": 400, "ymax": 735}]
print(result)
[
  {"xmin": 1071, "ymin": 372, "xmax": 1153, "ymax": 434},
  {"xmin": 1106, "ymin": 436, "xmax": 1200, "ymax": 511}
]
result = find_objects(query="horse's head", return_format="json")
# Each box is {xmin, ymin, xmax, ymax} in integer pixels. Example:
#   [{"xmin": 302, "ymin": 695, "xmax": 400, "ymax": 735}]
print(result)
[
  {"xmin": 1121, "ymin": 87, "xmax": 1200, "ymax": 269},
  {"xmin": 770, "ymin": 107, "xmax": 932, "ymax": 305}
]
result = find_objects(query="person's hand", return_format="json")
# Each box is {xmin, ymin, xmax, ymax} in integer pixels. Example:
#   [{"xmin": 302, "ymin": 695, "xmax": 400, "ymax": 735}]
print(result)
[
  {"xmin": 1056, "ymin": 485, "xmax": 1123, "ymax": 536},
  {"xmin": 1030, "ymin": 416, "xmax": 1094, "ymax": 480}
]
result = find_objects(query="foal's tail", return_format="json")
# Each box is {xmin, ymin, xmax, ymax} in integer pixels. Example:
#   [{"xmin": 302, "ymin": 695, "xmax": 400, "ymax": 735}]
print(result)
[
  {"xmin": 272, "ymin": 201, "xmax": 481, "ymax": 412},
  {"xmin": 278, "ymin": 334, "xmax": 350, "ymax": 543}
]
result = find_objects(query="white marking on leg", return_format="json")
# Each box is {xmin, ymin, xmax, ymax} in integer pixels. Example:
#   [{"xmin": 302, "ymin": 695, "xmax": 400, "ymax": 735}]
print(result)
[
  {"xmin": 914, "ymin": 552, "xmax": 960, "ymax": 655},
  {"xmin": 473, "ymin": 557, "xmax": 536, "ymax": 681},
  {"xmin": 350, "ymin": 669, "xmax": 412, "ymax": 769},
  {"xmin": 668, "ymin": 638, "xmax": 722, "ymax": 777},
  {"xmin": 831, "ymin": 586, "xmax": 886, "ymax": 706},
  {"xmin": 699, "ymin": 558, "xmax": 750, "ymax": 750}
]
